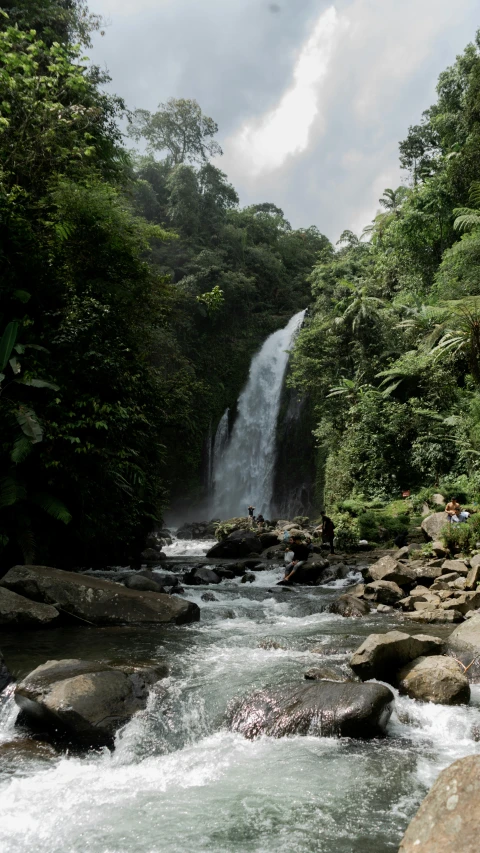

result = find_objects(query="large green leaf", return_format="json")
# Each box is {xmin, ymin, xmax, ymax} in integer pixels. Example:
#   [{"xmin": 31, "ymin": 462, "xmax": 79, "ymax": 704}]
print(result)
[
  {"xmin": 11, "ymin": 435, "xmax": 34, "ymax": 464},
  {"xmin": 31, "ymin": 493, "xmax": 72, "ymax": 525},
  {"xmin": 15, "ymin": 407, "xmax": 43, "ymax": 443},
  {"xmin": 20, "ymin": 377, "xmax": 59, "ymax": 391},
  {"xmin": 0, "ymin": 322, "xmax": 19, "ymax": 371},
  {"xmin": 0, "ymin": 476, "xmax": 27, "ymax": 508}
]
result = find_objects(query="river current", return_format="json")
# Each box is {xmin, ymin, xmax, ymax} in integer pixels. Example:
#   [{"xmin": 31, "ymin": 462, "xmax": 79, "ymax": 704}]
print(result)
[{"xmin": 1, "ymin": 544, "xmax": 480, "ymax": 853}]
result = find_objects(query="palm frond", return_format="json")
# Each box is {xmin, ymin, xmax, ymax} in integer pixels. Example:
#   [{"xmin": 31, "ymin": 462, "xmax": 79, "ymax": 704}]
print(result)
[
  {"xmin": 0, "ymin": 476, "xmax": 27, "ymax": 508},
  {"xmin": 11, "ymin": 435, "xmax": 34, "ymax": 464},
  {"xmin": 31, "ymin": 493, "xmax": 72, "ymax": 525}
]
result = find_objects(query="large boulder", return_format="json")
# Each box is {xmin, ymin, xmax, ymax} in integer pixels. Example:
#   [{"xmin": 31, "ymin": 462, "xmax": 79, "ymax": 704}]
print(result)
[
  {"xmin": 367, "ymin": 555, "xmax": 416, "ymax": 587},
  {"xmin": 259, "ymin": 531, "xmax": 279, "ymax": 550},
  {"xmin": 447, "ymin": 612, "xmax": 480, "ymax": 662},
  {"xmin": 329, "ymin": 594, "xmax": 371, "ymax": 617},
  {"xmin": 350, "ymin": 631, "xmax": 444, "ymax": 682},
  {"xmin": 399, "ymin": 755, "xmax": 480, "ymax": 853},
  {"xmin": 397, "ymin": 655, "xmax": 470, "ymax": 705},
  {"xmin": 0, "ymin": 565, "xmax": 199, "ymax": 625},
  {"xmin": 228, "ymin": 680, "xmax": 394, "ymax": 739},
  {"xmin": 288, "ymin": 558, "xmax": 330, "ymax": 586},
  {"xmin": 206, "ymin": 530, "xmax": 262, "ymax": 559},
  {"xmin": 123, "ymin": 574, "xmax": 165, "ymax": 593},
  {"xmin": 15, "ymin": 658, "xmax": 168, "ymax": 747},
  {"xmin": 183, "ymin": 567, "xmax": 221, "ymax": 585},
  {"xmin": 421, "ymin": 512, "xmax": 449, "ymax": 541},
  {"xmin": 0, "ymin": 586, "xmax": 59, "ymax": 629},
  {"xmin": 408, "ymin": 609, "xmax": 463, "ymax": 624},
  {"xmin": 363, "ymin": 580, "xmax": 404, "ymax": 605}
]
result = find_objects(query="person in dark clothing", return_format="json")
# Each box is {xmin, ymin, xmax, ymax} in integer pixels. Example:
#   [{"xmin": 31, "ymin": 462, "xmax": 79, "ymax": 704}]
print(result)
[
  {"xmin": 284, "ymin": 536, "xmax": 311, "ymax": 582},
  {"xmin": 321, "ymin": 511, "xmax": 335, "ymax": 554},
  {"xmin": 394, "ymin": 530, "xmax": 408, "ymax": 549},
  {"xmin": 247, "ymin": 505, "xmax": 255, "ymax": 522},
  {"xmin": 256, "ymin": 514, "xmax": 265, "ymax": 526}
]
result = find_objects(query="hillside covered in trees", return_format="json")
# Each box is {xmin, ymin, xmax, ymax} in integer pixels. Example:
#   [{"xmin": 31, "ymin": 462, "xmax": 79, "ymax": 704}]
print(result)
[
  {"xmin": 0, "ymin": 0, "xmax": 327, "ymax": 567},
  {"xmin": 289, "ymin": 27, "xmax": 480, "ymax": 539}
]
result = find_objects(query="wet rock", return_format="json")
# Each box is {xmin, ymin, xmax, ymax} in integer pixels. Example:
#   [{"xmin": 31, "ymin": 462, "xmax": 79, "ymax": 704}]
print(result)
[
  {"xmin": 421, "ymin": 512, "xmax": 449, "ymax": 541},
  {"xmin": 0, "ymin": 649, "xmax": 13, "ymax": 693},
  {"xmin": 349, "ymin": 583, "xmax": 366, "ymax": 598},
  {"xmin": 228, "ymin": 681, "xmax": 394, "ymax": 739},
  {"xmin": 0, "ymin": 586, "xmax": 59, "ymax": 630},
  {"xmin": 201, "ymin": 591, "xmax": 218, "ymax": 602},
  {"xmin": 376, "ymin": 604, "xmax": 394, "ymax": 613},
  {"xmin": 289, "ymin": 559, "xmax": 330, "ymax": 586},
  {"xmin": 183, "ymin": 567, "xmax": 221, "ymax": 585},
  {"xmin": 215, "ymin": 569, "xmax": 235, "ymax": 580},
  {"xmin": 397, "ymin": 655, "xmax": 470, "ymax": 705},
  {"xmin": 304, "ymin": 666, "xmax": 348, "ymax": 681},
  {"xmin": 257, "ymin": 638, "xmax": 286, "ymax": 650},
  {"xmin": 399, "ymin": 754, "xmax": 480, "ymax": 853},
  {"xmin": 329, "ymin": 594, "xmax": 371, "ymax": 617},
  {"xmin": 350, "ymin": 631, "xmax": 444, "ymax": 682},
  {"xmin": 123, "ymin": 574, "xmax": 165, "ymax": 594},
  {"xmin": 0, "ymin": 565, "xmax": 199, "ymax": 626},
  {"xmin": 367, "ymin": 556, "xmax": 416, "ymax": 587},
  {"xmin": 364, "ymin": 580, "xmax": 404, "ymax": 605},
  {"xmin": 15, "ymin": 659, "xmax": 168, "ymax": 747},
  {"xmin": 206, "ymin": 530, "xmax": 263, "ymax": 559},
  {"xmin": 241, "ymin": 572, "xmax": 256, "ymax": 584}
]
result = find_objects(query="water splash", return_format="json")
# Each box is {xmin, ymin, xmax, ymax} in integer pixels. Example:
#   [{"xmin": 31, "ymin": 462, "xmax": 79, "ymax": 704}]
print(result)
[{"xmin": 211, "ymin": 310, "xmax": 305, "ymax": 519}]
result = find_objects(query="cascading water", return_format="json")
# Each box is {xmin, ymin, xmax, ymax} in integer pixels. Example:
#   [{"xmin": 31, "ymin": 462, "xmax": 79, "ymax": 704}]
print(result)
[
  {"xmin": 212, "ymin": 408, "xmax": 229, "ymax": 466},
  {"xmin": 211, "ymin": 310, "xmax": 305, "ymax": 519}
]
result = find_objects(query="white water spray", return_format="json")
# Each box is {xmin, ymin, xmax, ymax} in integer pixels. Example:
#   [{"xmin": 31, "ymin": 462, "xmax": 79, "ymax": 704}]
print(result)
[{"xmin": 211, "ymin": 310, "xmax": 305, "ymax": 519}]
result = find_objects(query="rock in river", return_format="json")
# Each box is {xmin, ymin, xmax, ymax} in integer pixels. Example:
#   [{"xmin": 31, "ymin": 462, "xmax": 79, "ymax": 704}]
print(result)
[
  {"xmin": 15, "ymin": 658, "xmax": 168, "ymax": 747},
  {"xmin": 329, "ymin": 594, "xmax": 371, "ymax": 617},
  {"xmin": 0, "ymin": 649, "xmax": 13, "ymax": 693},
  {"xmin": 399, "ymin": 754, "xmax": 480, "ymax": 853},
  {"xmin": 206, "ymin": 530, "xmax": 262, "ymax": 559},
  {"xmin": 397, "ymin": 655, "xmax": 470, "ymax": 705},
  {"xmin": 228, "ymin": 680, "xmax": 394, "ymax": 739},
  {"xmin": 0, "ymin": 565, "xmax": 199, "ymax": 626},
  {"xmin": 0, "ymin": 586, "xmax": 59, "ymax": 629},
  {"xmin": 350, "ymin": 631, "xmax": 444, "ymax": 682},
  {"xmin": 447, "ymin": 612, "xmax": 480, "ymax": 662}
]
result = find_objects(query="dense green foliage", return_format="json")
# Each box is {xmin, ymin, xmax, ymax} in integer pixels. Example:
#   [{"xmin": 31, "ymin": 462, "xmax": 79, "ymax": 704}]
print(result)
[
  {"xmin": 290, "ymin": 30, "xmax": 480, "ymax": 531},
  {"xmin": 0, "ymin": 2, "xmax": 326, "ymax": 567}
]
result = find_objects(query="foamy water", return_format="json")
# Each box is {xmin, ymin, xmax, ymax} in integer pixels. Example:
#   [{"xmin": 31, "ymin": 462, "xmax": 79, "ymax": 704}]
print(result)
[{"xmin": 1, "ymin": 543, "xmax": 479, "ymax": 853}]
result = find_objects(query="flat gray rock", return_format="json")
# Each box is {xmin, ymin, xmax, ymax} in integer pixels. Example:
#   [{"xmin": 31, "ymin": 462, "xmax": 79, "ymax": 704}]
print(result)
[{"xmin": 421, "ymin": 513, "xmax": 449, "ymax": 541}]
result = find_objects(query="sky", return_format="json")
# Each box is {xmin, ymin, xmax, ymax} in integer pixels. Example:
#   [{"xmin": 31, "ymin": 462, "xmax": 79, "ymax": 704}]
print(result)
[{"xmin": 89, "ymin": 0, "xmax": 480, "ymax": 241}]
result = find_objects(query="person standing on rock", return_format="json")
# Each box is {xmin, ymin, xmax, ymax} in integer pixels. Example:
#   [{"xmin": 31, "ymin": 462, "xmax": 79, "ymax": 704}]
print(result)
[
  {"xmin": 321, "ymin": 511, "xmax": 335, "ymax": 554},
  {"xmin": 248, "ymin": 505, "xmax": 255, "ymax": 522}
]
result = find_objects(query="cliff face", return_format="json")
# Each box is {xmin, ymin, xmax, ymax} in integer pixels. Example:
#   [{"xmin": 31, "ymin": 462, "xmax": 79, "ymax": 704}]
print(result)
[{"xmin": 271, "ymin": 380, "xmax": 317, "ymax": 520}]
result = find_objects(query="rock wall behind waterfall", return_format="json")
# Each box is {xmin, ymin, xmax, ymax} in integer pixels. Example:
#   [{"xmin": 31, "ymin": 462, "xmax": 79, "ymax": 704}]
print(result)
[{"xmin": 271, "ymin": 380, "xmax": 318, "ymax": 520}]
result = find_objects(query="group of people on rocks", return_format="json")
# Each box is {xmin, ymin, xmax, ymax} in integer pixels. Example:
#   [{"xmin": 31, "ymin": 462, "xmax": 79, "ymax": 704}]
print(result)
[{"xmin": 247, "ymin": 505, "xmax": 335, "ymax": 584}]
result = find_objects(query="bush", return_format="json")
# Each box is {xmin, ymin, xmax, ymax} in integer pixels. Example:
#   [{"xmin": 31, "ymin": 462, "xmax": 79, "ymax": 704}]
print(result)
[
  {"xmin": 357, "ymin": 510, "xmax": 409, "ymax": 544},
  {"xmin": 442, "ymin": 514, "xmax": 480, "ymax": 553}
]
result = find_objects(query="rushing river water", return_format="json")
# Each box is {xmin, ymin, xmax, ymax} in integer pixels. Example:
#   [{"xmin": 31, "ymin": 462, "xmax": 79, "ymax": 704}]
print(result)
[{"xmin": 1, "ymin": 547, "xmax": 480, "ymax": 853}]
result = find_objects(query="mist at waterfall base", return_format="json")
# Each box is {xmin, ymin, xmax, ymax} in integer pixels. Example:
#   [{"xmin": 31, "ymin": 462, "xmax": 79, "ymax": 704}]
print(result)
[
  {"xmin": 209, "ymin": 310, "xmax": 306, "ymax": 521},
  {"xmin": 2, "ymin": 563, "xmax": 480, "ymax": 853}
]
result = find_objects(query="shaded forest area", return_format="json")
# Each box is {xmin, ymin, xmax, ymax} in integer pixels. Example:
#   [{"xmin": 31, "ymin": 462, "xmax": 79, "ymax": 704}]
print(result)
[
  {"xmin": 0, "ymin": 0, "xmax": 327, "ymax": 567},
  {"xmin": 289, "ymin": 28, "xmax": 480, "ymax": 544}
]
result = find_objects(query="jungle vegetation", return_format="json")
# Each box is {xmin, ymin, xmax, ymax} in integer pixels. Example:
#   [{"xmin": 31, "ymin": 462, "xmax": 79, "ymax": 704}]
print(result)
[
  {"xmin": 0, "ymin": 0, "xmax": 327, "ymax": 567},
  {"xmin": 289, "ymin": 27, "xmax": 480, "ymax": 540}
]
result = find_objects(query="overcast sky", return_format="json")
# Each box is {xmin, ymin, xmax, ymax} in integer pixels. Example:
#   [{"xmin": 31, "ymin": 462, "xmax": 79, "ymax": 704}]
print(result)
[{"xmin": 89, "ymin": 0, "xmax": 480, "ymax": 241}]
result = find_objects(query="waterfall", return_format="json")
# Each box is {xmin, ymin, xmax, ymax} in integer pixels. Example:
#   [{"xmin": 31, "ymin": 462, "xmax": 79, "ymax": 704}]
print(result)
[
  {"xmin": 211, "ymin": 310, "xmax": 305, "ymax": 519},
  {"xmin": 213, "ymin": 409, "xmax": 229, "ymax": 464}
]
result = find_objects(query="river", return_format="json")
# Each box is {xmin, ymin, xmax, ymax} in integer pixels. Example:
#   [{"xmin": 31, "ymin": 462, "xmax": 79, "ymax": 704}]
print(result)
[{"xmin": 1, "ymin": 544, "xmax": 479, "ymax": 853}]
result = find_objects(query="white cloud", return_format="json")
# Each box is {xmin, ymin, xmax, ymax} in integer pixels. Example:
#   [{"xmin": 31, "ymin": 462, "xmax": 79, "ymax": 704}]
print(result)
[{"xmin": 225, "ymin": 6, "xmax": 345, "ymax": 175}]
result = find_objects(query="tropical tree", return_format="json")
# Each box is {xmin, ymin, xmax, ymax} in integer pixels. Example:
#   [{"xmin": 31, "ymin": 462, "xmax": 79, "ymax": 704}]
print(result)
[{"xmin": 129, "ymin": 98, "xmax": 223, "ymax": 165}]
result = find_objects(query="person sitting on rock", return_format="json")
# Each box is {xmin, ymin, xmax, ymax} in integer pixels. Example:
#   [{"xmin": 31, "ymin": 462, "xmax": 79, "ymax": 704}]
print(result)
[
  {"xmin": 256, "ymin": 514, "xmax": 265, "ymax": 527},
  {"xmin": 445, "ymin": 497, "xmax": 469, "ymax": 524},
  {"xmin": 283, "ymin": 536, "xmax": 311, "ymax": 583}
]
